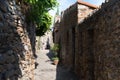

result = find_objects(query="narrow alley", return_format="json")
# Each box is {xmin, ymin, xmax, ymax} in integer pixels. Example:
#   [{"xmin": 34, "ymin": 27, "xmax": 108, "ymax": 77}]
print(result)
[
  {"xmin": 1, "ymin": 0, "xmax": 120, "ymax": 80},
  {"xmin": 34, "ymin": 50, "xmax": 79, "ymax": 80}
]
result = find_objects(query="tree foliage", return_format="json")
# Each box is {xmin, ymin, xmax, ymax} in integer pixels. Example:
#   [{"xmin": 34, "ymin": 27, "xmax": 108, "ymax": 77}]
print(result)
[{"xmin": 23, "ymin": 0, "xmax": 58, "ymax": 36}]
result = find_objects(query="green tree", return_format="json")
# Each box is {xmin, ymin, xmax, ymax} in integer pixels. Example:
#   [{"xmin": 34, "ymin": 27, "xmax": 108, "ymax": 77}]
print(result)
[{"xmin": 23, "ymin": 0, "xmax": 58, "ymax": 36}]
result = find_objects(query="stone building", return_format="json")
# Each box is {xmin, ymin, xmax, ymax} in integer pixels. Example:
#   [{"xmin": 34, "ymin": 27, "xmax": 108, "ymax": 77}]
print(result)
[
  {"xmin": 53, "ymin": 0, "xmax": 98, "ymax": 70},
  {"xmin": 53, "ymin": 15, "xmax": 61, "ymax": 44},
  {"xmin": 0, "ymin": 0, "xmax": 35, "ymax": 80},
  {"xmin": 53, "ymin": 0, "xmax": 120, "ymax": 80}
]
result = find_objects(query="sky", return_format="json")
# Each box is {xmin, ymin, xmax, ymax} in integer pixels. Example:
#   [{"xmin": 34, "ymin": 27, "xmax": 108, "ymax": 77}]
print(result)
[
  {"xmin": 84, "ymin": 0, "xmax": 105, "ymax": 5},
  {"xmin": 49, "ymin": 0, "xmax": 76, "ymax": 16},
  {"xmin": 49, "ymin": 0, "xmax": 105, "ymax": 16},
  {"xmin": 58, "ymin": 0, "xmax": 76, "ymax": 12},
  {"xmin": 49, "ymin": 0, "xmax": 105, "ymax": 27},
  {"xmin": 58, "ymin": 0, "xmax": 105, "ymax": 12}
]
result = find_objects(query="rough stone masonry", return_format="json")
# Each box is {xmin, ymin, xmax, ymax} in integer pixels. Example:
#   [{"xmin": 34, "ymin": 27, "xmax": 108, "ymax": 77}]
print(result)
[
  {"xmin": 75, "ymin": 0, "xmax": 120, "ymax": 80},
  {"xmin": 53, "ymin": 0, "xmax": 120, "ymax": 80},
  {"xmin": 53, "ymin": 0, "xmax": 97, "ymax": 71},
  {"xmin": 0, "ymin": 0, "xmax": 35, "ymax": 80}
]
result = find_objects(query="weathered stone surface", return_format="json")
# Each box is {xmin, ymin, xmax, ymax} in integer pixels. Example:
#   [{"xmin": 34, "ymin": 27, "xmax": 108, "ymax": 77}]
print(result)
[
  {"xmin": 53, "ymin": 2, "xmax": 96, "ymax": 71},
  {"xmin": 0, "ymin": 0, "xmax": 35, "ymax": 80},
  {"xmin": 54, "ymin": 0, "xmax": 120, "ymax": 80},
  {"xmin": 36, "ymin": 31, "xmax": 53, "ymax": 50},
  {"xmin": 0, "ymin": 0, "xmax": 8, "ymax": 13}
]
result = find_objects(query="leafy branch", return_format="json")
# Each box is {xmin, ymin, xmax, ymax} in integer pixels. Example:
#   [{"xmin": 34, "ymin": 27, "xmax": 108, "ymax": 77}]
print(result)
[{"xmin": 22, "ymin": 0, "xmax": 58, "ymax": 36}]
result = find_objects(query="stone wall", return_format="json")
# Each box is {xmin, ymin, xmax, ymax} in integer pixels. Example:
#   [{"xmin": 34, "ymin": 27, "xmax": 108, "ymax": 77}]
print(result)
[
  {"xmin": 55, "ymin": 2, "xmax": 96, "ymax": 70},
  {"xmin": 53, "ymin": 15, "xmax": 60, "ymax": 44},
  {"xmin": 58, "ymin": 3, "xmax": 77, "ymax": 69},
  {"xmin": 54, "ymin": 0, "xmax": 120, "ymax": 80},
  {"xmin": 77, "ymin": 4, "xmax": 96, "ymax": 23},
  {"xmin": 75, "ymin": 0, "xmax": 120, "ymax": 80},
  {"xmin": 36, "ymin": 31, "xmax": 53, "ymax": 50},
  {"xmin": 0, "ymin": 0, "xmax": 35, "ymax": 80},
  {"xmin": 75, "ymin": 27, "xmax": 95, "ymax": 80}
]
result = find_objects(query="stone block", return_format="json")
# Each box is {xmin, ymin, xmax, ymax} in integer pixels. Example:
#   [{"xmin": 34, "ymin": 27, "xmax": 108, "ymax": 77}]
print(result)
[
  {"xmin": 0, "ymin": 0, "xmax": 8, "ymax": 13},
  {"xmin": 0, "ymin": 0, "xmax": 35, "ymax": 80}
]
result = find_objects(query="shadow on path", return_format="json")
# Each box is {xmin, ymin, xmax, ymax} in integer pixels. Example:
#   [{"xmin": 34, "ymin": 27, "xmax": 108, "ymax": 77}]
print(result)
[
  {"xmin": 46, "ymin": 50, "xmax": 79, "ymax": 80},
  {"xmin": 46, "ymin": 50, "xmax": 54, "ymax": 61},
  {"xmin": 34, "ymin": 50, "xmax": 79, "ymax": 80},
  {"xmin": 56, "ymin": 65, "xmax": 79, "ymax": 80}
]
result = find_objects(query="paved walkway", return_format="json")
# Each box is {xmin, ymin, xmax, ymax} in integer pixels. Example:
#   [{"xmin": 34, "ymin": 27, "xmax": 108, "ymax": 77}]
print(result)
[{"xmin": 34, "ymin": 50, "xmax": 79, "ymax": 80}]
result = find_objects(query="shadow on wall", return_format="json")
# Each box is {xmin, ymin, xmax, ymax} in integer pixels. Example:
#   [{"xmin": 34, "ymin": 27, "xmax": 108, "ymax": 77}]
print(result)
[
  {"xmin": 0, "ymin": 0, "xmax": 35, "ymax": 80},
  {"xmin": 56, "ymin": 65, "xmax": 79, "ymax": 80},
  {"xmin": 26, "ymin": 23, "xmax": 37, "ymax": 58}
]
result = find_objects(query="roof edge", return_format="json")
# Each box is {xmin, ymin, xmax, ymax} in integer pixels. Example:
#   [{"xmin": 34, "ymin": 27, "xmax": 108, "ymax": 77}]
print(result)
[{"xmin": 77, "ymin": 0, "xmax": 99, "ymax": 9}]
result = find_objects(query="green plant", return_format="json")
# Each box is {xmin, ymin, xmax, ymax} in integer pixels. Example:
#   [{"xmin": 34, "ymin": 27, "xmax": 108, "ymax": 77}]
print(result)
[
  {"xmin": 53, "ymin": 52, "xmax": 58, "ymax": 56},
  {"xmin": 22, "ymin": 0, "xmax": 58, "ymax": 36},
  {"xmin": 52, "ymin": 56, "xmax": 59, "ymax": 65},
  {"xmin": 52, "ymin": 57, "xmax": 59, "ymax": 61},
  {"xmin": 51, "ymin": 43, "xmax": 59, "ymax": 51},
  {"xmin": 50, "ymin": 43, "xmax": 59, "ymax": 61}
]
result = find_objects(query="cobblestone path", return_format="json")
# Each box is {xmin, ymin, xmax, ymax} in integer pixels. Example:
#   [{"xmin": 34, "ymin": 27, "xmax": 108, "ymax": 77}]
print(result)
[{"xmin": 34, "ymin": 50, "xmax": 79, "ymax": 80}]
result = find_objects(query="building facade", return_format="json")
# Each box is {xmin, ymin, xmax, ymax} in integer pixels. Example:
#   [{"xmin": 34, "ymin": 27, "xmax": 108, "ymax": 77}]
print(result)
[{"xmin": 53, "ymin": 0, "xmax": 120, "ymax": 80}]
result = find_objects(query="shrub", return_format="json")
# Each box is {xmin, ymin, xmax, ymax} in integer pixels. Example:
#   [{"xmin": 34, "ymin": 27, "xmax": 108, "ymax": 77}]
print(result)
[
  {"xmin": 51, "ymin": 43, "xmax": 59, "ymax": 51},
  {"xmin": 52, "ymin": 57, "xmax": 59, "ymax": 61}
]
